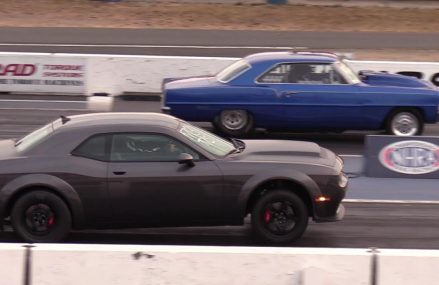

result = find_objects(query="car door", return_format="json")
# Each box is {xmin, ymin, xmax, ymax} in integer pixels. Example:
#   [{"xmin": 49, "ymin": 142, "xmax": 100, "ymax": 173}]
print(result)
[
  {"xmin": 258, "ymin": 62, "xmax": 367, "ymax": 130},
  {"xmin": 70, "ymin": 134, "xmax": 112, "ymax": 226},
  {"xmin": 106, "ymin": 133, "xmax": 224, "ymax": 227}
]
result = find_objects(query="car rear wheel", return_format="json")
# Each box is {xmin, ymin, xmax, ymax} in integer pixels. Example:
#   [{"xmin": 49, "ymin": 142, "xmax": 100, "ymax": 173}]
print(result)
[
  {"xmin": 11, "ymin": 190, "xmax": 72, "ymax": 243},
  {"xmin": 216, "ymin": 110, "xmax": 253, "ymax": 137},
  {"xmin": 251, "ymin": 190, "xmax": 308, "ymax": 244},
  {"xmin": 386, "ymin": 110, "xmax": 423, "ymax": 136}
]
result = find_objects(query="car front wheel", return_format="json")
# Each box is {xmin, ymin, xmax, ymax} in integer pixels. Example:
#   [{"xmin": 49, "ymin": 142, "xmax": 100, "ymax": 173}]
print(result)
[
  {"xmin": 11, "ymin": 190, "xmax": 72, "ymax": 243},
  {"xmin": 386, "ymin": 110, "xmax": 423, "ymax": 136},
  {"xmin": 251, "ymin": 190, "xmax": 308, "ymax": 244},
  {"xmin": 215, "ymin": 110, "xmax": 253, "ymax": 137}
]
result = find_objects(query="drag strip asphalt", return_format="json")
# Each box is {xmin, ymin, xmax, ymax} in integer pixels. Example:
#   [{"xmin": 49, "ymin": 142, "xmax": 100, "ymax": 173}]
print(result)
[
  {"xmin": 1, "ymin": 202, "xmax": 438, "ymax": 249},
  {"xmin": 0, "ymin": 99, "xmax": 88, "ymax": 110},
  {"xmin": 1, "ymin": 28, "xmax": 439, "ymax": 56}
]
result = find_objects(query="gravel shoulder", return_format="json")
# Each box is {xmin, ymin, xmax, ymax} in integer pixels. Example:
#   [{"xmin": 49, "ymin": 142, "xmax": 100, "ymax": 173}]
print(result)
[{"xmin": 1, "ymin": 0, "xmax": 438, "ymax": 32}]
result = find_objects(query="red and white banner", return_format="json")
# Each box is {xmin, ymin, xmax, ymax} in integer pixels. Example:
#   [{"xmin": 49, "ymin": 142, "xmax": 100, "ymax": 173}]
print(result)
[{"xmin": 0, "ymin": 55, "xmax": 86, "ymax": 93}]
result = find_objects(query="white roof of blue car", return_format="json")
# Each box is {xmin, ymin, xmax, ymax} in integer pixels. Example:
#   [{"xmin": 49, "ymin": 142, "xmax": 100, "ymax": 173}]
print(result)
[{"xmin": 244, "ymin": 51, "xmax": 338, "ymax": 65}]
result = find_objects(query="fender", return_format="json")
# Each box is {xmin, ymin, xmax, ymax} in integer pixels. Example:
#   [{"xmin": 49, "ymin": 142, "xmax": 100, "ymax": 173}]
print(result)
[
  {"xmin": 0, "ymin": 174, "xmax": 85, "ymax": 229},
  {"xmin": 237, "ymin": 168, "xmax": 322, "ymax": 216}
]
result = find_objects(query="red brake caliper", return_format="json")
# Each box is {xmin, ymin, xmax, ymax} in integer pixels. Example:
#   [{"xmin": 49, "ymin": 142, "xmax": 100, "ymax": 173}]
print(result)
[
  {"xmin": 264, "ymin": 209, "xmax": 272, "ymax": 224},
  {"xmin": 48, "ymin": 216, "xmax": 55, "ymax": 226}
]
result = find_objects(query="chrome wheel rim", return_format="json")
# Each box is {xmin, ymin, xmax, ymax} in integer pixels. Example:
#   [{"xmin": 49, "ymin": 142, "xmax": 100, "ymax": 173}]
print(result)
[
  {"xmin": 220, "ymin": 110, "xmax": 248, "ymax": 130},
  {"xmin": 391, "ymin": 112, "xmax": 419, "ymax": 136}
]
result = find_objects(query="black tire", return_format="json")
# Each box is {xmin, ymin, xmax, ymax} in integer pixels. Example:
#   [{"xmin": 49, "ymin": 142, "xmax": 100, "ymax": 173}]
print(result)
[
  {"xmin": 11, "ymin": 190, "xmax": 72, "ymax": 243},
  {"xmin": 385, "ymin": 109, "xmax": 423, "ymax": 136},
  {"xmin": 251, "ymin": 190, "xmax": 308, "ymax": 244},
  {"xmin": 214, "ymin": 110, "xmax": 254, "ymax": 137}
]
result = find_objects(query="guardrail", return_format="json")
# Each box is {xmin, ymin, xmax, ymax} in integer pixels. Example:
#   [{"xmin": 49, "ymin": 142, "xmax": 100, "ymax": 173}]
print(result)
[
  {"xmin": 1, "ymin": 244, "xmax": 439, "ymax": 285},
  {"xmin": 1, "ymin": 52, "xmax": 438, "ymax": 96}
]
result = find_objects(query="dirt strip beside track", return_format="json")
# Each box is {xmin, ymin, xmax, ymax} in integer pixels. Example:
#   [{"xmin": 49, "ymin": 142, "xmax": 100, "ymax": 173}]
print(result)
[{"xmin": 0, "ymin": 0, "xmax": 439, "ymax": 33}]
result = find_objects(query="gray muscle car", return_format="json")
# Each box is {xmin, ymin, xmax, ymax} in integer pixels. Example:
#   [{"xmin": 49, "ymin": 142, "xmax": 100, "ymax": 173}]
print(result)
[{"xmin": 0, "ymin": 113, "xmax": 347, "ymax": 244}]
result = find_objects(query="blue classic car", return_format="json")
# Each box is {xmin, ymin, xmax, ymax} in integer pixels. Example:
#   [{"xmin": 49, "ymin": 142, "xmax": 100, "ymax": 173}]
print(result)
[{"xmin": 162, "ymin": 52, "xmax": 439, "ymax": 136}]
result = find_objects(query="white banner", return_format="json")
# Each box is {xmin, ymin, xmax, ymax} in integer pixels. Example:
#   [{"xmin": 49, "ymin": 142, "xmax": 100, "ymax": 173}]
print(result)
[{"xmin": 0, "ymin": 55, "xmax": 86, "ymax": 93}]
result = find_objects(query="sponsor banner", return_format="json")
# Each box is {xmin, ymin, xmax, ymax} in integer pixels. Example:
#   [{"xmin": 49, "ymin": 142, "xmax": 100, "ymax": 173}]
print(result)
[
  {"xmin": 365, "ymin": 135, "xmax": 439, "ymax": 178},
  {"xmin": 0, "ymin": 56, "xmax": 86, "ymax": 93}
]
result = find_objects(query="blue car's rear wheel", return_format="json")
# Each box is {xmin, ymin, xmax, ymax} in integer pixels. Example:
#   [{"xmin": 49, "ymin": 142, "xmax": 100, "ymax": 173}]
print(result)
[
  {"xmin": 215, "ymin": 110, "xmax": 254, "ymax": 137},
  {"xmin": 386, "ymin": 109, "xmax": 423, "ymax": 136}
]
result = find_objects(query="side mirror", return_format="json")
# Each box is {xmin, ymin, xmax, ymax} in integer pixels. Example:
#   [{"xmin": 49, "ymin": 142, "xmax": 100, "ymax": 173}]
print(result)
[{"xmin": 178, "ymin": 153, "xmax": 195, "ymax": 167}]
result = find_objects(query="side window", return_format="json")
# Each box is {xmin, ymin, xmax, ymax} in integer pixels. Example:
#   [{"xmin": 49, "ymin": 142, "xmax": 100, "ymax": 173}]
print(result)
[
  {"xmin": 288, "ymin": 63, "xmax": 347, "ymax": 84},
  {"xmin": 110, "ymin": 133, "xmax": 200, "ymax": 162},
  {"xmin": 72, "ymin": 134, "xmax": 109, "ymax": 161},
  {"xmin": 258, "ymin": 63, "xmax": 291, "ymax": 83},
  {"xmin": 258, "ymin": 63, "xmax": 347, "ymax": 84}
]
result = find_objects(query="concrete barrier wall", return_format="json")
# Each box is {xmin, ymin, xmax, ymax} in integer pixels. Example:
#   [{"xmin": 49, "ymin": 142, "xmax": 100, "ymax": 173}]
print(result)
[
  {"xmin": 379, "ymin": 249, "xmax": 439, "ymax": 285},
  {"xmin": 1, "ymin": 52, "xmax": 439, "ymax": 96},
  {"xmin": 32, "ymin": 245, "xmax": 370, "ymax": 285},
  {"xmin": 0, "ymin": 244, "xmax": 25, "ymax": 285},
  {"xmin": 2, "ymin": 244, "xmax": 439, "ymax": 284},
  {"xmin": 86, "ymin": 54, "xmax": 234, "ymax": 95}
]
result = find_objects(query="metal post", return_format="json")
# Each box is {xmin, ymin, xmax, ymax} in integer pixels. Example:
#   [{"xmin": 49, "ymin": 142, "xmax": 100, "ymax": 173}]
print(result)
[
  {"xmin": 23, "ymin": 245, "xmax": 35, "ymax": 285},
  {"xmin": 368, "ymin": 247, "xmax": 379, "ymax": 285}
]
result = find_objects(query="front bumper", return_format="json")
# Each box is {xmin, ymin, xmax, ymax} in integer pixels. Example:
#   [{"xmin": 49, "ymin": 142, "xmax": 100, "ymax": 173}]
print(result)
[
  {"xmin": 161, "ymin": 106, "xmax": 171, "ymax": 114},
  {"xmin": 312, "ymin": 173, "xmax": 348, "ymax": 222},
  {"xmin": 314, "ymin": 203, "xmax": 345, "ymax": 222}
]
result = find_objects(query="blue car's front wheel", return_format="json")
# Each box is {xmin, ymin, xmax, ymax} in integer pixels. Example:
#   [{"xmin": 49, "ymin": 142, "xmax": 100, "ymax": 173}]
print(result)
[
  {"xmin": 215, "ymin": 109, "xmax": 254, "ymax": 137},
  {"xmin": 386, "ymin": 109, "xmax": 423, "ymax": 136}
]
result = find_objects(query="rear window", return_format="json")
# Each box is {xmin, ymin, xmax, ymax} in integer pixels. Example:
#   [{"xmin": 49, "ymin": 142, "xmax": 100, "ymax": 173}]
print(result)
[
  {"xmin": 15, "ymin": 119, "xmax": 62, "ymax": 152},
  {"xmin": 216, "ymin": 59, "xmax": 250, "ymax": 83},
  {"xmin": 72, "ymin": 134, "xmax": 109, "ymax": 161}
]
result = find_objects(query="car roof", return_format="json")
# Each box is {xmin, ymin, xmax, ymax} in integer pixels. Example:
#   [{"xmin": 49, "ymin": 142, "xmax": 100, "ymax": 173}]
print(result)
[
  {"xmin": 244, "ymin": 51, "xmax": 338, "ymax": 65},
  {"xmin": 57, "ymin": 112, "xmax": 180, "ymax": 130}
]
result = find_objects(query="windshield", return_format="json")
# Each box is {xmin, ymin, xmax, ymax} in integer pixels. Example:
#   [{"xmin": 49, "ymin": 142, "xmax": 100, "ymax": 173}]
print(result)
[
  {"xmin": 15, "ymin": 119, "xmax": 62, "ymax": 152},
  {"xmin": 179, "ymin": 123, "xmax": 235, "ymax": 156},
  {"xmin": 336, "ymin": 60, "xmax": 361, "ymax": 84},
  {"xmin": 216, "ymin": 59, "xmax": 250, "ymax": 83}
]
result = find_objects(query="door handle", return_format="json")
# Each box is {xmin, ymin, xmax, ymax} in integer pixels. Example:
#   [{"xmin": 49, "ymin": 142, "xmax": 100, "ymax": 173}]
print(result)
[
  {"xmin": 281, "ymin": 91, "xmax": 299, "ymax": 98},
  {"xmin": 113, "ymin": 171, "xmax": 126, "ymax": 175}
]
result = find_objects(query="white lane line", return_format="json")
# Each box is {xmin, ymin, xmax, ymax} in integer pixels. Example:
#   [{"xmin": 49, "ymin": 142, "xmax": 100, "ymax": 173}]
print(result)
[
  {"xmin": 0, "ymin": 43, "xmax": 307, "ymax": 50},
  {"xmin": 0, "ymin": 99, "xmax": 85, "ymax": 104},
  {"xmin": 0, "ymin": 108, "xmax": 87, "ymax": 111},
  {"xmin": 344, "ymin": 199, "xmax": 439, "ymax": 204},
  {"xmin": 340, "ymin": 154, "xmax": 363, "ymax": 157}
]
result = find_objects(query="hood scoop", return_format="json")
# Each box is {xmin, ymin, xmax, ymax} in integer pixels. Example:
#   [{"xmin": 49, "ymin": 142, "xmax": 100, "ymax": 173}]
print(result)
[{"xmin": 239, "ymin": 140, "xmax": 322, "ymax": 159}]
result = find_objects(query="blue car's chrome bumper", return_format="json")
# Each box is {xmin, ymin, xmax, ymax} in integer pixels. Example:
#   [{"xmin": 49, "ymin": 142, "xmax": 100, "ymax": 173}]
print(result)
[{"xmin": 161, "ymin": 106, "xmax": 171, "ymax": 114}]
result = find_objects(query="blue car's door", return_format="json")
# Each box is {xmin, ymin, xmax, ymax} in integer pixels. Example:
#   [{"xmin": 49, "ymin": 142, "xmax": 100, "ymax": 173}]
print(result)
[{"xmin": 258, "ymin": 62, "xmax": 368, "ymax": 131}]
